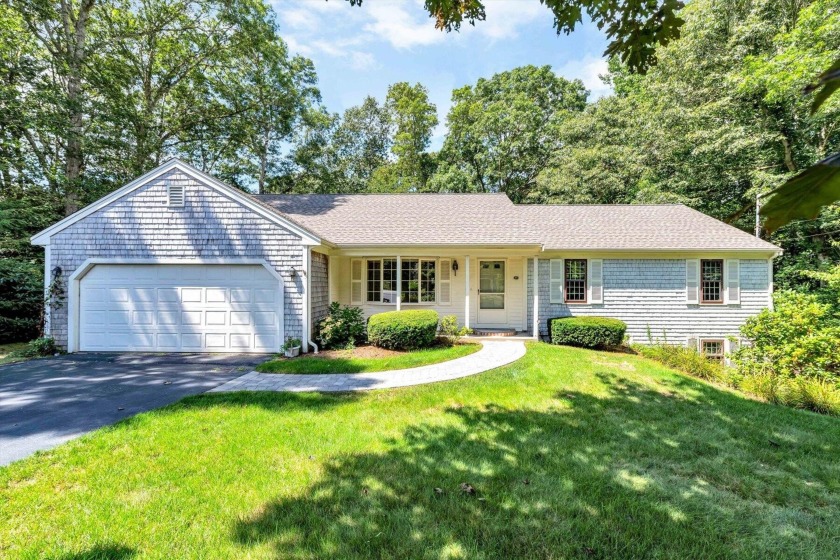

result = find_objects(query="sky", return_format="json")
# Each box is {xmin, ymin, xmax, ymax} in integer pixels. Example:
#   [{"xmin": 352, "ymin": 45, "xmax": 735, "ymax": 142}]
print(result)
[{"xmin": 269, "ymin": 0, "xmax": 612, "ymax": 149}]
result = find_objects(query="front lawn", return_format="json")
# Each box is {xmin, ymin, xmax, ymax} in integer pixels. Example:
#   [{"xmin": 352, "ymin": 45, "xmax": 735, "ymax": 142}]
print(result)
[
  {"xmin": 0, "ymin": 342, "xmax": 29, "ymax": 365},
  {"xmin": 256, "ymin": 342, "xmax": 480, "ymax": 374},
  {"xmin": 2, "ymin": 342, "xmax": 838, "ymax": 559}
]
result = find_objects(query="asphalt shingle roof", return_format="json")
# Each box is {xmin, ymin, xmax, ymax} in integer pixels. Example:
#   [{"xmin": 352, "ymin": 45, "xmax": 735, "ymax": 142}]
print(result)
[{"xmin": 256, "ymin": 193, "xmax": 780, "ymax": 252}]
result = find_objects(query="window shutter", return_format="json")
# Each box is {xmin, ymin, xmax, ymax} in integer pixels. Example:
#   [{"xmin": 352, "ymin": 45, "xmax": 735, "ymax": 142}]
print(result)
[
  {"xmin": 725, "ymin": 259, "xmax": 740, "ymax": 304},
  {"xmin": 439, "ymin": 259, "xmax": 451, "ymax": 304},
  {"xmin": 350, "ymin": 259, "xmax": 363, "ymax": 304},
  {"xmin": 588, "ymin": 259, "xmax": 603, "ymax": 304},
  {"xmin": 686, "ymin": 259, "xmax": 700, "ymax": 304},
  {"xmin": 549, "ymin": 259, "xmax": 564, "ymax": 303},
  {"xmin": 686, "ymin": 336, "xmax": 699, "ymax": 351}
]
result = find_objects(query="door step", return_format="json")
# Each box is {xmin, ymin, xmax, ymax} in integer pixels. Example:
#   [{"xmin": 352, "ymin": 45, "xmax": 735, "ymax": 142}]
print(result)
[{"xmin": 471, "ymin": 328, "xmax": 518, "ymax": 337}]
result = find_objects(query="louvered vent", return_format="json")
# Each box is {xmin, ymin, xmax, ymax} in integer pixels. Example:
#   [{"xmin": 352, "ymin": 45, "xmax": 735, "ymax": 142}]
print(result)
[{"xmin": 168, "ymin": 183, "xmax": 185, "ymax": 207}]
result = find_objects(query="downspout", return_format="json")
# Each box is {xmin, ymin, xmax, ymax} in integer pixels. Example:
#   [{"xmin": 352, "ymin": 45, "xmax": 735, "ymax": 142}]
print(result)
[{"xmin": 304, "ymin": 246, "xmax": 319, "ymax": 354}]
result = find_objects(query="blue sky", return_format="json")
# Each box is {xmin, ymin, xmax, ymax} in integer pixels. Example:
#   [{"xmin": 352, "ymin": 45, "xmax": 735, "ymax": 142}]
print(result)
[{"xmin": 270, "ymin": 0, "xmax": 612, "ymax": 149}]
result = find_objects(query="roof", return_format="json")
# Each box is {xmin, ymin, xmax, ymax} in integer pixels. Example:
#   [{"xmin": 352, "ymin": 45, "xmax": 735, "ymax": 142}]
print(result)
[
  {"xmin": 258, "ymin": 194, "xmax": 781, "ymax": 253},
  {"xmin": 258, "ymin": 193, "xmax": 541, "ymax": 246}
]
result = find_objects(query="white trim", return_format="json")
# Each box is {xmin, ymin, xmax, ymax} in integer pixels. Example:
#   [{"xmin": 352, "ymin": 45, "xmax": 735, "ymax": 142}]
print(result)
[
  {"xmin": 30, "ymin": 159, "xmax": 321, "ymax": 246},
  {"xmin": 533, "ymin": 258, "xmax": 539, "ymax": 339},
  {"xmin": 43, "ymin": 244, "xmax": 51, "ymax": 336},
  {"xmin": 464, "ymin": 256, "xmax": 470, "ymax": 329},
  {"xmin": 302, "ymin": 247, "xmax": 310, "ymax": 353},
  {"xmin": 396, "ymin": 256, "xmax": 402, "ymax": 311},
  {"xmin": 66, "ymin": 258, "xmax": 284, "ymax": 353}
]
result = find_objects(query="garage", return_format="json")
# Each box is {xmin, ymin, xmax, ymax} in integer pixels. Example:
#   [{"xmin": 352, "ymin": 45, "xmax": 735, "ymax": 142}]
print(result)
[{"xmin": 77, "ymin": 263, "xmax": 282, "ymax": 353}]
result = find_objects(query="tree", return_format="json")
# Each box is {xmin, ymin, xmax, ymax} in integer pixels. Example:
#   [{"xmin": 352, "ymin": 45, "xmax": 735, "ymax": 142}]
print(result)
[
  {"xmin": 385, "ymin": 82, "xmax": 438, "ymax": 191},
  {"xmin": 331, "ymin": 96, "xmax": 393, "ymax": 192},
  {"xmin": 435, "ymin": 65, "xmax": 587, "ymax": 203},
  {"xmin": 345, "ymin": 0, "xmax": 686, "ymax": 73}
]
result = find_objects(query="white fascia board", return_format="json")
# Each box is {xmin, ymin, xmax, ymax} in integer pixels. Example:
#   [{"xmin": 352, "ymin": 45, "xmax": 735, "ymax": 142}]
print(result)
[{"xmin": 30, "ymin": 158, "xmax": 321, "ymax": 246}]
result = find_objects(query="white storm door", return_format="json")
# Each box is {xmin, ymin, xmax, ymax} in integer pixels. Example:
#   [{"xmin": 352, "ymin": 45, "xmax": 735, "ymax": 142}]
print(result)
[
  {"xmin": 477, "ymin": 260, "xmax": 507, "ymax": 325},
  {"xmin": 79, "ymin": 264, "xmax": 281, "ymax": 353}
]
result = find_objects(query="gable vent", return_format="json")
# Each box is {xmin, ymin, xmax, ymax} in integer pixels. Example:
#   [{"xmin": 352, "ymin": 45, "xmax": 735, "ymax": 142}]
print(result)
[{"xmin": 168, "ymin": 183, "xmax": 185, "ymax": 207}]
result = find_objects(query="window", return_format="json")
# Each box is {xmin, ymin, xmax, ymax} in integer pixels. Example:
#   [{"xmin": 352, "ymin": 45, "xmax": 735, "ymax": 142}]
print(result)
[
  {"xmin": 400, "ymin": 259, "xmax": 436, "ymax": 303},
  {"xmin": 565, "ymin": 259, "xmax": 587, "ymax": 302},
  {"xmin": 701, "ymin": 339, "xmax": 724, "ymax": 363},
  {"xmin": 701, "ymin": 259, "xmax": 723, "ymax": 303},
  {"xmin": 366, "ymin": 260, "xmax": 381, "ymax": 303},
  {"xmin": 365, "ymin": 258, "xmax": 434, "ymax": 304}
]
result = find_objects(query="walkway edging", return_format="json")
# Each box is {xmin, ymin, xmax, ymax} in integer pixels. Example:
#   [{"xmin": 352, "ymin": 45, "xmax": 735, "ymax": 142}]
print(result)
[{"xmin": 208, "ymin": 340, "xmax": 526, "ymax": 393}]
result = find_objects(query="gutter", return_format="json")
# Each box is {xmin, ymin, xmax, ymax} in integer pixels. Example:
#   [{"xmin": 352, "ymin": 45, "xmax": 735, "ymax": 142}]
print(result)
[{"xmin": 303, "ymin": 246, "xmax": 318, "ymax": 354}]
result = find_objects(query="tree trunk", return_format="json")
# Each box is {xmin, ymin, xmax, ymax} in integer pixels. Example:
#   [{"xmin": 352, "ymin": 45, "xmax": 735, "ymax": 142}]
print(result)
[{"xmin": 62, "ymin": 0, "xmax": 97, "ymax": 216}]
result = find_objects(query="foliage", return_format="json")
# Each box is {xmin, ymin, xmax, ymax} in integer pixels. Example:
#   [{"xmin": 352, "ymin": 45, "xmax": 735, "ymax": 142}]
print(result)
[
  {"xmin": 734, "ymin": 291, "xmax": 840, "ymax": 382},
  {"xmin": 548, "ymin": 316, "xmax": 626, "ymax": 349},
  {"xmin": 0, "ymin": 259, "xmax": 42, "ymax": 343},
  {"xmin": 435, "ymin": 65, "xmax": 587, "ymax": 202},
  {"xmin": 345, "ymin": 0, "xmax": 684, "ymax": 73},
  {"xmin": 281, "ymin": 338, "xmax": 302, "ymax": 352},
  {"xmin": 256, "ymin": 342, "xmax": 480, "ymax": 374},
  {"xmin": 7, "ymin": 336, "xmax": 58, "ymax": 359},
  {"xmin": 438, "ymin": 314, "xmax": 471, "ymax": 345},
  {"xmin": 367, "ymin": 310, "xmax": 439, "ymax": 350},
  {"xmin": 635, "ymin": 343, "xmax": 729, "ymax": 384},
  {"xmin": 385, "ymin": 82, "xmax": 438, "ymax": 191},
  {"xmin": 315, "ymin": 302, "xmax": 366, "ymax": 350}
]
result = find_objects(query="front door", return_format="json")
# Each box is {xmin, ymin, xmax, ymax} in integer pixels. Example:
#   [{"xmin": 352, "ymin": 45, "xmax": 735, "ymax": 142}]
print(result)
[{"xmin": 478, "ymin": 260, "xmax": 506, "ymax": 325}]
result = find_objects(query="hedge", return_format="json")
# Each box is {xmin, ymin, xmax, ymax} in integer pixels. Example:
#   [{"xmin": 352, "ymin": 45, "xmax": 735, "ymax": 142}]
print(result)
[
  {"xmin": 367, "ymin": 310, "xmax": 439, "ymax": 350},
  {"xmin": 548, "ymin": 316, "xmax": 627, "ymax": 349}
]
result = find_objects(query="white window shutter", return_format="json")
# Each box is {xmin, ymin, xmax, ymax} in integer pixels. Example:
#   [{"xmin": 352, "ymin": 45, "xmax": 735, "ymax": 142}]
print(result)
[
  {"xmin": 350, "ymin": 259, "xmax": 363, "ymax": 304},
  {"xmin": 439, "ymin": 259, "xmax": 451, "ymax": 304},
  {"xmin": 725, "ymin": 259, "xmax": 740, "ymax": 304},
  {"xmin": 549, "ymin": 259, "xmax": 564, "ymax": 303},
  {"xmin": 686, "ymin": 259, "xmax": 700, "ymax": 304},
  {"xmin": 686, "ymin": 336, "xmax": 699, "ymax": 351},
  {"xmin": 588, "ymin": 259, "xmax": 603, "ymax": 304}
]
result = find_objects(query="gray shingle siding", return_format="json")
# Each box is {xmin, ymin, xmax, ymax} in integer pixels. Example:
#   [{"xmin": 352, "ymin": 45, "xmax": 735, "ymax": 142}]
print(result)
[
  {"xmin": 310, "ymin": 251, "xmax": 329, "ymax": 332},
  {"xmin": 527, "ymin": 258, "xmax": 771, "ymax": 343},
  {"xmin": 47, "ymin": 170, "xmax": 305, "ymax": 350}
]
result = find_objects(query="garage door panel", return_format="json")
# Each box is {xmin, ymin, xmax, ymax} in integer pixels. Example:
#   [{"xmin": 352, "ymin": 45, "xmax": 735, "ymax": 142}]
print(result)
[{"xmin": 79, "ymin": 264, "xmax": 281, "ymax": 352}]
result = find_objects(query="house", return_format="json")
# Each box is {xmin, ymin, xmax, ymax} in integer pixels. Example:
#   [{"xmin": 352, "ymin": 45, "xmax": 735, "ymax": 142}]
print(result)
[{"xmin": 31, "ymin": 159, "xmax": 781, "ymax": 360}]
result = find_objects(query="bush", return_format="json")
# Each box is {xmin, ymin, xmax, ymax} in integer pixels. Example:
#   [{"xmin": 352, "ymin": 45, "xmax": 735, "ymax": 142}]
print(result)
[
  {"xmin": 438, "ymin": 315, "xmax": 471, "ymax": 345},
  {"xmin": 636, "ymin": 343, "xmax": 729, "ymax": 384},
  {"xmin": 367, "ymin": 310, "xmax": 439, "ymax": 350},
  {"xmin": 316, "ymin": 302, "xmax": 366, "ymax": 349},
  {"xmin": 9, "ymin": 337, "xmax": 58, "ymax": 359},
  {"xmin": 0, "ymin": 259, "xmax": 43, "ymax": 343},
  {"xmin": 548, "ymin": 316, "xmax": 626, "ymax": 349},
  {"xmin": 734, "ymin": 291, "xmax": 840, "ymax": 383}
]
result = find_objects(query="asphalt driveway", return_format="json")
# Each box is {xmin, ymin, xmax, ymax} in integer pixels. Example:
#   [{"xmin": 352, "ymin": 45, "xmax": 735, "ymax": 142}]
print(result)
[{"xmin": 0, "ymin": 352, "xmax": 267, "ymax": 466}]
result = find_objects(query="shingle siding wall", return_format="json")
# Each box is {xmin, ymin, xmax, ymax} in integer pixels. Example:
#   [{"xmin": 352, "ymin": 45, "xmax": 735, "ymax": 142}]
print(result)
[
  {"xmin": 48, "ymin": 170, "xmax": 305, "ymax": 350},
  {"xmin": 527, "ymin": 258, "xmax": 771, "ymax": 344},
  {"xmin": 310, "ymin": 251, "xmax": 329, "ymax": 332}
]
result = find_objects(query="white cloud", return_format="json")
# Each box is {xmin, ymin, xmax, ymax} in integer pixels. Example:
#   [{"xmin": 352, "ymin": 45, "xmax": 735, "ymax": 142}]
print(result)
[
  {"xmin": 363, "ymin": 1, "xmax": 444, "ymax": 49},
  {"xmin": 556, "ymin": 55, "xmax": 612, "ymax": 100},
  {"xmin": 350, "ymin": 51, "xmax": 378, "ymax": 71},
  {"xmin": 470, "ymin": 0, "xmax": 545, "ymax": 40}
]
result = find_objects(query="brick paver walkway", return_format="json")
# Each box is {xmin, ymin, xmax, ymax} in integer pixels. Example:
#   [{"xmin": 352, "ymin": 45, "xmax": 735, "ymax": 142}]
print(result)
[{"xmin": 209, "ymin": 340, "xmax": 526, "ymax": 393}]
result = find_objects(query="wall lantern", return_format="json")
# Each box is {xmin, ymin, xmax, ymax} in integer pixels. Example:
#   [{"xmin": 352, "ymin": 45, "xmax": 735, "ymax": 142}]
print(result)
[
  {"xmin": 452, "ymin": 260, "xmax": 459, "ymax": 276},
  {"xmin": 288, "ymin": 266, "xmax": 297, "ymax": 278},
  {"xmin": 51, "ymin": 266, "xmax": 62, "ymax": 278}
]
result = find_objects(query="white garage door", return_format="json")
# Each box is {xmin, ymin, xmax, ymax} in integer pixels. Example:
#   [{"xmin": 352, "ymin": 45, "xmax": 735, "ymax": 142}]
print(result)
[{"xmin": 79, "ymin": 264, "xmax": 282, "ymax": 352}]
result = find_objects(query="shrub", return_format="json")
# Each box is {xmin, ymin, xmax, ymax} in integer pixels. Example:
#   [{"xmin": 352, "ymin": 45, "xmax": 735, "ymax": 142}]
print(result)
[
  {"xmin": 734, "ymin": 291, "xmax": 840, "ymax": 383},
  {"xmin": 10, "ymin": 337, "xmax": 58, "ymax": 359},
  {"xmin": 316, "ymin": 302, "xmax": 366, "ymax": 349},
  {"xmin": 549, "ymin": 316, "xmax": 626, "ymax": 349},
  {"xmin": 367, "ymin": 310, "xmax": 439, "ymax": 350},
  {"xmin": 438, "ymin": 315, "xmax": 471, "ymax": 345},
  {"xmin": 789, "ymin": 378, "xmax": 840, "ymax": 416},
  {"xmin": 635, "ymin": 343, "xmax": 730, "ymax": 384}
]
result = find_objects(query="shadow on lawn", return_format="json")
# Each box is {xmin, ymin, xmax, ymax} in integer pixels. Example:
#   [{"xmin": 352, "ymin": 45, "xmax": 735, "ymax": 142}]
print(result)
[
  {"xmin": 49, "ymin": 543, "xmax": 135, "ymax": 560},
  {"xmin": 232, "ymin": 370, "xmax": 839, "ymax": 559}
]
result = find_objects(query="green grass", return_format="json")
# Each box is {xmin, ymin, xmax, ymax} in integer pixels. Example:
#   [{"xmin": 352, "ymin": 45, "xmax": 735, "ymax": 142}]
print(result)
[
  {"xmin": 256, "ymin": 342, "xmax": 481, "ymax": 374},
  {"xmin": 2, "ymin": 342, "xmax": 839, "ymax": 559},
  {"xmin": 0, "ymin": 342, "xmax": 30, "ymax": 365}
]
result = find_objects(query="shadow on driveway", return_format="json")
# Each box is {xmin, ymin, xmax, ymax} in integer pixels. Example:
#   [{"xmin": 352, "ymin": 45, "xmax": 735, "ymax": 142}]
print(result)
[{"xmin": 0, "ymin": 352, "xmax": 267, "ymax": 466}]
